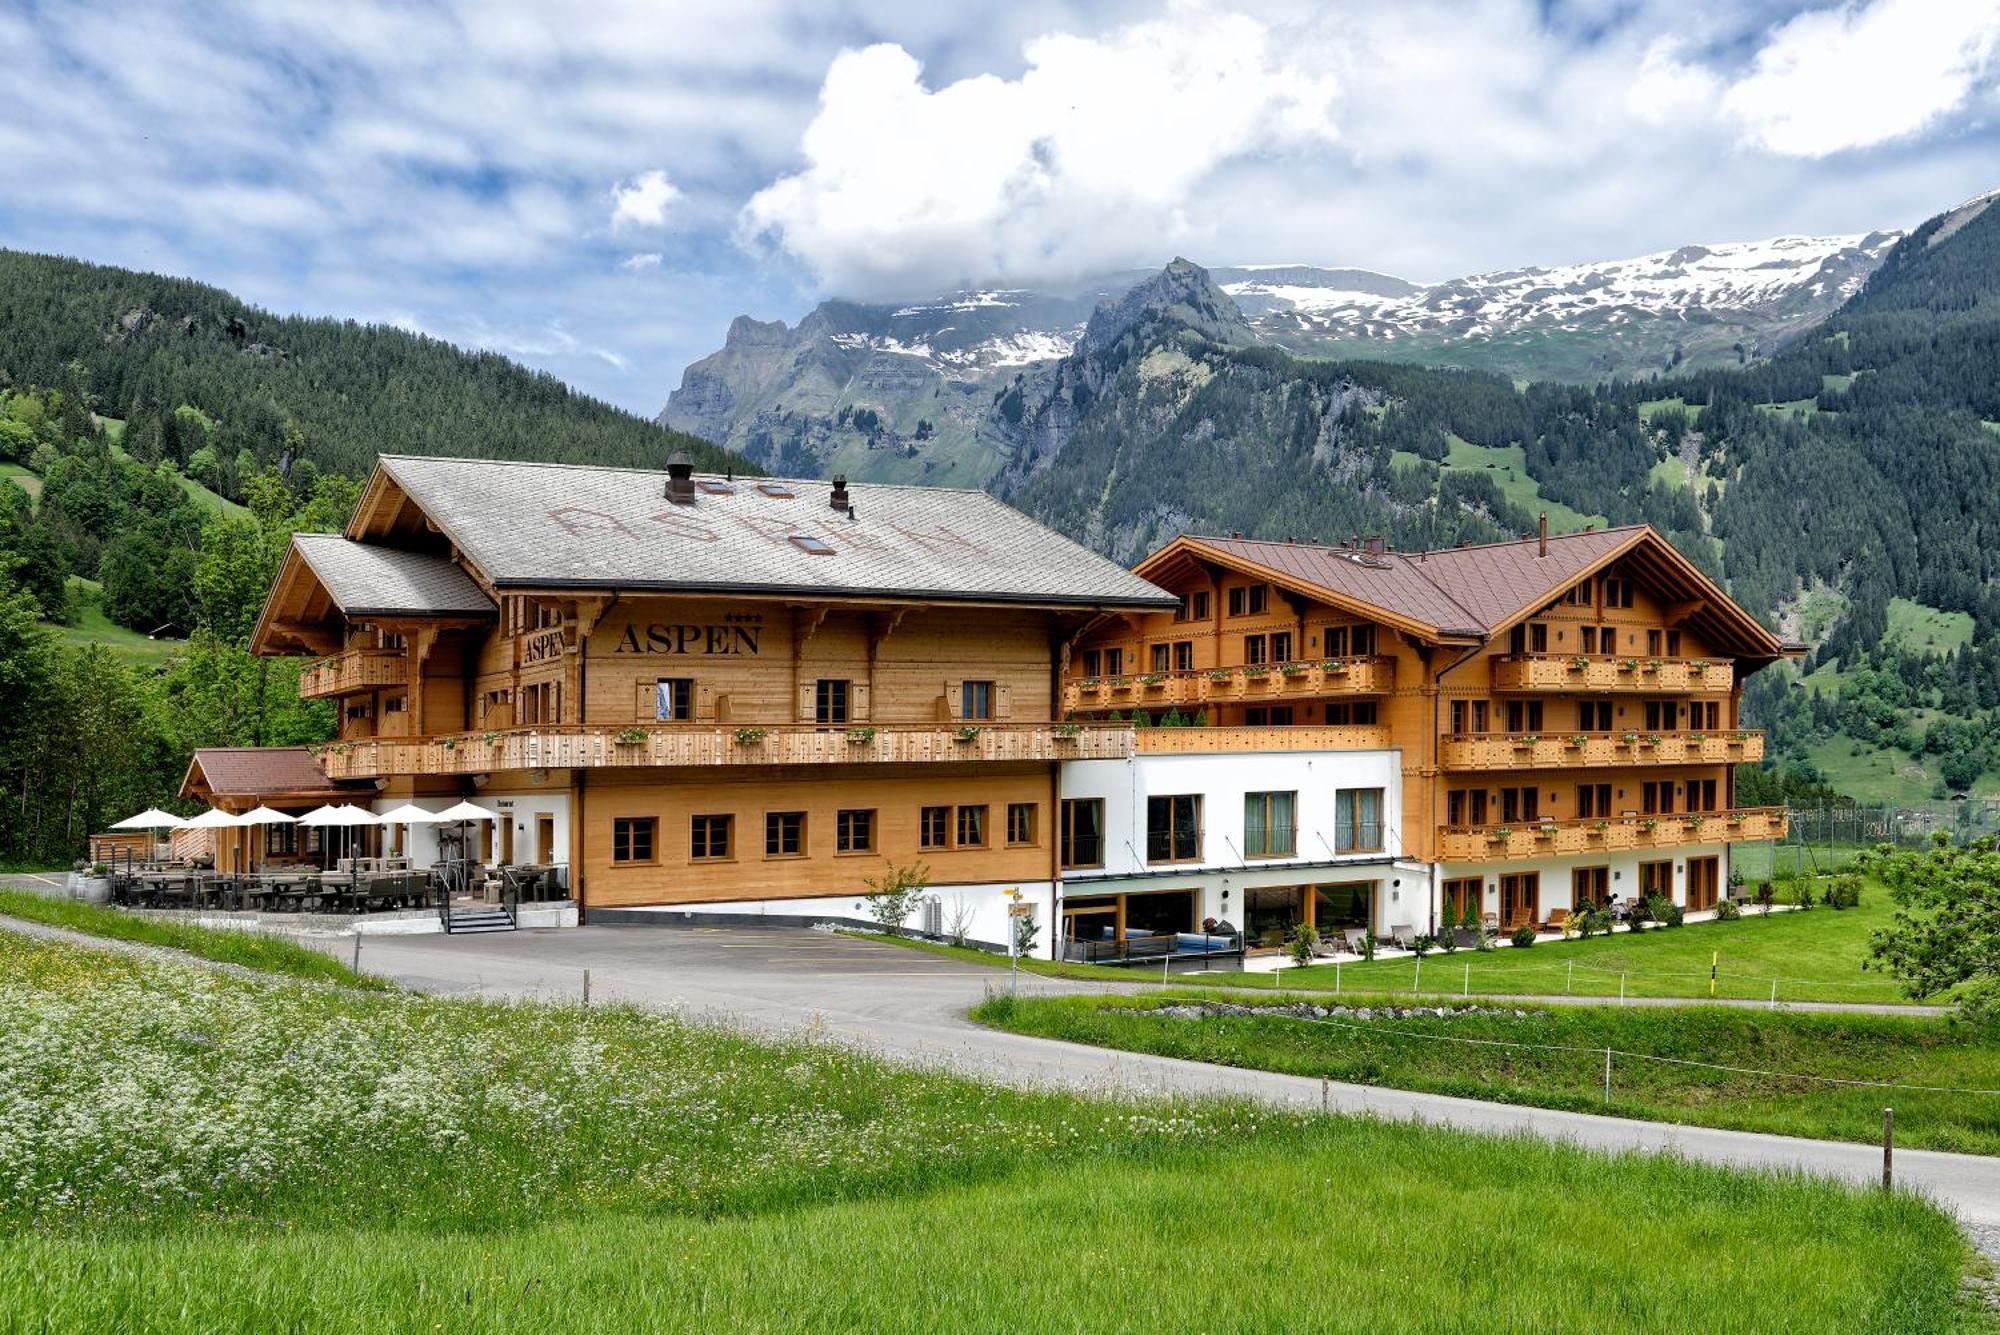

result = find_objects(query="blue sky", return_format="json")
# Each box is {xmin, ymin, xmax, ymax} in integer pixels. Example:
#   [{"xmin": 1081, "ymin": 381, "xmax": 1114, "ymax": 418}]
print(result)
[{"xmin": 1, "ymin": 0, "xmax": 1996, "ymax": 416}]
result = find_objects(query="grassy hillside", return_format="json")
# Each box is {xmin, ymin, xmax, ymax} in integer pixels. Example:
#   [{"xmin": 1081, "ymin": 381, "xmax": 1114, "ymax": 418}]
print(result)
[
  {"xmin": 2, "ymin": 930, "xmax": 1981, "ymax": 1332},
  {"xmin": 48, "ymin": 577, "xmax": 183, "ymax": 668}
]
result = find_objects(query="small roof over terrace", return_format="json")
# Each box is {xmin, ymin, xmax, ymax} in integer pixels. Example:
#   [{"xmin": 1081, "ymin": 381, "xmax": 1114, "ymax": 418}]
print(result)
[{"xmin": 251, "ymin": 532, "xmax": 497, "ymax": 655}]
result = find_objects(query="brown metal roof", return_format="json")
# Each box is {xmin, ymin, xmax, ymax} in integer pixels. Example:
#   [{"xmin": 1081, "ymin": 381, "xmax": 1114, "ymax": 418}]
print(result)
[
  {"xmin": 179, "ymin": 747, "xmax": 359, "ymax": 804},
  {"xmin": 1152, "ymin": 524, "xmax": 1786, "ymax": 656}
]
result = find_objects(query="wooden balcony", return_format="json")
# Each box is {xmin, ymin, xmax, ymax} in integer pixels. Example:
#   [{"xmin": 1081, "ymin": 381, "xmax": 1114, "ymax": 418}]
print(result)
[
  {"xmin": 1065, "ymin": 657, "xmax": 1394, "ymax": 712},
  {"xmin": 1438, "ymin": 730, "xmax": 1764, "ymax": 770},
  {"xmin": 313, "ymin": 721, "xmax": 1135, "ymax": 779},
  {"xmin": 1489, "ymin": 655, "xmax": 1734, "ymax": 694},
  {"xmin": 1135, "ymin": 725, "xmax": 1392, "ymax": 755},
  {"xmin": 1438, "ymin": 806, "xmax": 1788, "ymax": 863},
  {"xmin": 299, "ymin": 649, "xmax": 407, "ymax": 699}
]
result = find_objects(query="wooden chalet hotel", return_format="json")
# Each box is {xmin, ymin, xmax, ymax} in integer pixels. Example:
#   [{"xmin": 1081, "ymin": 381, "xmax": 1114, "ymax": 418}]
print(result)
[{"xmin": 232, "ymin": 451, "xmax": 1795, "ymax": 958}]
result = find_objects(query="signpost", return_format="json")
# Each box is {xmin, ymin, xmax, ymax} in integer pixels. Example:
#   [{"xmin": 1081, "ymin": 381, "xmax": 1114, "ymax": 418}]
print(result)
[{"xmin": 1004, "ymin": 887, "xmax": 1028, "ymax": 995}]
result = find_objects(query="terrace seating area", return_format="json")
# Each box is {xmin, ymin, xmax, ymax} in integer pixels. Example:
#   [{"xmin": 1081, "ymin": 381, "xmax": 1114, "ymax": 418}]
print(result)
[{"xmin": 102, "ymin": 858, "xmax": 571, "ymax": 916}]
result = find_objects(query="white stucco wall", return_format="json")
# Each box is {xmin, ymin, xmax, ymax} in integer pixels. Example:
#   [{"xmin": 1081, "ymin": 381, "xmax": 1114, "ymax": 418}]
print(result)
[
  {"xmin": 372, "ymin": 791, "xmax": 571, "ymax": 869},
  {"xmin": 606, "ymin": 879, "xmax": 1055, "ymax": 956}
]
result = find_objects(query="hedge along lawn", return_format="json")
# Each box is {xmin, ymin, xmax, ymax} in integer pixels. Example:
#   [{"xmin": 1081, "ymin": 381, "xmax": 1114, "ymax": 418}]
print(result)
[
  {"xmin": 974, "ymin": 990, "xmax": 2000, "ymax": 1155},
  {"xmin": 1191, "ymin": 894, "xmax": 1927, "ymax": 1006},
  {"xmin": 2, "ymin": 932, "xmax": 1988, "ymax": 1333},
  {"xmin": 0, "ymin": 887, "xmax": 383, "ymax": 989}
]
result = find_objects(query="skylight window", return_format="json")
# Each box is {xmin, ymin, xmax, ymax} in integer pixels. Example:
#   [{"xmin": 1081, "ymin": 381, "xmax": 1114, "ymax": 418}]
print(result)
[
  {"xmin": 755, "ymin": 482, "xmax": 795, "ymax": 499},
  {"xmin": 697, "ymin": 480, "xmax": 735, "ymax": 495},
  {"xmin": 789, "ymin": 535, "xmax": 836, "ymax": 556}
]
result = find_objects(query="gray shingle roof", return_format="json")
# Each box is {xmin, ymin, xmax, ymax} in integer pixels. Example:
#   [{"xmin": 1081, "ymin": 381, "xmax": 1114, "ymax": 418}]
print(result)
[
  {"xmin": 292, "ymin": 532, "xmax": 497, "ymax": 617},
  {"xmin": 373, "ymin": 455, "xmax": 1177, "ymax": 608}
]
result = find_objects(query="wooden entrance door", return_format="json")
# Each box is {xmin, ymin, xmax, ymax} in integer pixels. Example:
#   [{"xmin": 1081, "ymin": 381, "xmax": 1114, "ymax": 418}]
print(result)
[
  {"xmin": 536, "ymin": 814, "xmax": 555, "ymax": 864},
  {"xmin": 1687, "ymin": 856, "xmax": 1720, "ymax": 911},
  {"xmin": 1500, "ymin": 873, "xmax": 1539, "ymax": 931}
]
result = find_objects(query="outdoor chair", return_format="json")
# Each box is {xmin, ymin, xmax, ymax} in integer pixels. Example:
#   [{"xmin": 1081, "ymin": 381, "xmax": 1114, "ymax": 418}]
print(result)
[
  {"xmin": 1542, "ymin": 908, "xmax": 1567, "ymax": 933},
  {"xmin": 1390, "ymin": 924, "xmax": 1417, "ymax": 950}
]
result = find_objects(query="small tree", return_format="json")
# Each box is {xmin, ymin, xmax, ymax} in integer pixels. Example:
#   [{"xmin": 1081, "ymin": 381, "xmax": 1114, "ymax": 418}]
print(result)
[
  {"xmin": 1865, "ymin": 834, "xmax": 2000, "ymax": 1016},
  {"xmin": 944, "ymin": 894, "xmax": 976, "ymax": 947},
  {"xmin": 1287, "ymin": 923, "xmax": 1319, "ymax": 968},
  {"xmin": 863, "ymin": 860, "xmax": 931, "ymax": 933},
  {"xmin": 1013, "ymin": 908, "xmax": 1040, "ymax": 957}
]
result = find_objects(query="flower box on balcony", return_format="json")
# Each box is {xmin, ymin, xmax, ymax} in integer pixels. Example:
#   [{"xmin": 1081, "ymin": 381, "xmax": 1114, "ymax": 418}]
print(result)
[
  {"xmin": 1683, "ymin": 817, "xmax": 1705, "ymax": 831},
  {"xmin": 1206, "ymin": 669, "xmax": 1235, "ymax": 683},
  {"xmin": 1621, "ymin": 732, "xmax": 1640, "ymax": 746},
  {"xmin": 1567, "ymin": 735, "xmax": 1588, "ymax": 748},
  {"xmin": 1642, "ymin": 734, "xmax": 1662, "ymax": 748},
  {"xmin": 846, "ymin": 727, "xmax": 877, "ymax": 745},
  {"xmin": 1590, "ymin": 820, "xmax": 1610, "ymax": 836},
  {"xmin": 953, "ymin": 726, "xmax": 983, "ymax": 742},
  {"xmin": 733, "ymin": 727, "xmax": 769, "ymax": 746},
  {"xmin": 1688, "ymin": 733, "xmax": 1707, "ymax": 744},
  {"xmin": 1138, "ymin": 674, "xmax": 1165, "ymax": 688},
  {"xmin": 1052, "ymin": 723, "xmax": 1082, "ymax": 740},
  {"xmin": 1569, "ymin": 655, "xmax": 1590, "ymax": 672},
  {"xmin": 1619, "ymin": 659, "xmax": 1638, "ymax": 673},
  {"xmin": 1488, "ymin": 828, "xmax": 1513, "ymax": 843},
  {"xmin": 1513, "ymin": 735, "xmax": 1540, "ymax": 748},
  {"xmin": 1644, "ymin": 659, "xmax": 1663, "ymax": 674},
  {"xmin": 1322, "ymin": 660, "xmax": 1349, "ymax": 674},
  {"xmin": 613, "ymin": 727, "xmax": 647, "ymax": 746},
  {"xmin": 1727, "ymin": 813, "xmax": 1744, "ymax": 826},
  {"xmin": 1243, "ymin": 666, "xmax": 1270, "ymax": 679},
  {"xmin": 1640, "ymin": 818, "xmax": 1660, "ymax": 834},
  {"xmin": 1280, "ymin": 663, "xmax": 1308, "ymax": 677},
  {"xmin": 1079, "ymin": 679, "xmax": 1103, "ymax": 691},
  {"xmin": 1535, "ymin": 824, "xmax": 1558, "ymax": 839}
]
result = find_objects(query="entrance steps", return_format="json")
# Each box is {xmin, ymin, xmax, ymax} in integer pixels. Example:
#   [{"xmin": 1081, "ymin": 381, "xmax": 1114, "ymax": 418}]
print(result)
[{"xmin": 442, "ymin": 904, "xmax": 516, "ymax": 934}]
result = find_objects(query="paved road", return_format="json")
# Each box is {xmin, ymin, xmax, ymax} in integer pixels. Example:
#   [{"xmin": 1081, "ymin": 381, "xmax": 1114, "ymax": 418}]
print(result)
[{"xmin": 344, "ymin": 922, "xmax": 2000, "ymax": 1233}]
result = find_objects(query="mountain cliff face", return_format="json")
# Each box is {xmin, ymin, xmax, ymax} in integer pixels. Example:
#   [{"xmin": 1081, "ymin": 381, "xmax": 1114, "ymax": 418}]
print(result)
[{"xmin": 660, "ymin": 228, "xmax": 1902, "ymax": 484}]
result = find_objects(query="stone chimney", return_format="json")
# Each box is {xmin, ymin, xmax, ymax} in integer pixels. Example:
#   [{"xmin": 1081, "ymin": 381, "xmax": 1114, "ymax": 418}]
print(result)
[
  {"xmin": 829, "ymin": 474, "xmax": 850, "ymax": 511},
  {"xmin": 664, "ymin": 451, "xmax": 696, "ymax": 505},
  {"xmin": 1538, "ymin": 511, "xmax": 1548, "ymax": 557}
]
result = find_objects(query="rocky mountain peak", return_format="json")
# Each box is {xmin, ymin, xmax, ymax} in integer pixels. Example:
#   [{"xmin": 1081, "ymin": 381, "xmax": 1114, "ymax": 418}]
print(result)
[{"xmin": 1079, "ymin": 257, "xmax": 1257, "ymax": 355}]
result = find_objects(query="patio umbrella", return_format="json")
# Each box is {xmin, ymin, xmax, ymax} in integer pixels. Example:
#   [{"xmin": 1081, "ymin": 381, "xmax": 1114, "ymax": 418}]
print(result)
[
  {"xmin": 180, "ymin": 807, "xmax": 245, "ymax": 875},
  {"xmin": 296, "ymin": 804, "xmax": 380, "ymax": 868},
  {"xmin": 375, "ymin": 802, "xmax": 445, "ymax": 860},
  {"xmin": 110, "ymin": 807, "xmax": 187, "ymax": 830},
  {"xmin": 236, "ymin": 806, "xmax": 297, "ymax": 873},
  {"xmin": 432, "ymin": 801, "xmax": 499, "ymax": 894}
]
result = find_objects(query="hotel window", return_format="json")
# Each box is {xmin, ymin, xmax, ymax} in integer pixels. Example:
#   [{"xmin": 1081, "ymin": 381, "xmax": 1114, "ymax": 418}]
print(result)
[
  {"xmin": 1005, "ymin": 802, "xmax": 1036, "ymax": 846},
  {"xmin": 690, "ymin": 814, "xmax": 731, "ymax": 861},
  {"xmin": 1227, "ymin": 586, "xmax": 1247, "ymax": 617},
  {"xmin": 1573, "ymin": 865, "xmax": 1611, "ymax": 907},
  {"xmin": 1191, "ymin": 591, "xmax": 1210, "ymax": 619},
  {"xmin": 1498, "ymin": 786, "xmax": 1539, "ymax": 823},
  {"xmin": 1502, "ymin": 700, "xmax": 1543, "ymax": 733},
  {"xmin": 1507, "ymin": 622, "xmax": 1549, "ymax": 654},
  {"xmin": 835, "ymin": 808, "xmax": 874, "ymax": 854},
  {"xmin": 1642, "ymin": 781, "xmax": 1676, "ymax": 815},
  {"xmin": 1687, "ymin": 778, "xmax": 1719, "ymax": 812},
  {"xmin": 1603, "ymin": 577, "xmax": 1634, "ymax": 609},
  {"xmin": 1151, "ymin": 643, "xmax": 1172, "ymax": 673},
  {"xmin": 1334, "ymin": 788, "xmax": 1384, "ymax": 853},
  {"xmin": 1172, "ymin": 641, "xmax": 1193, "ymax": 671},
  {"xmin": 1145, "ymin": 795, "xmax": 1202, "ymax": 862},
  {"xmin": 1561, "ymin": 580, "xmax": 1592, "ymax": 606},
  {"xmin": 1578, "ymin": 699, "xmax": 1613, "ymax": 731},
  {"xmin": 1080, "ymin": 649, "xmax": 1101, "ymax": 676},
  {"xmin": 1103, "ymin": 648, "xmax": 1123, "ymax": 675},
  {"xmin": 1248, "ymin": 586, "xmax": 1268, "ymax": 614},
  {"xmin": 1325, "ymin": 701, "xmax": 1377, "ymax": 725},
  {"xmin": 1060, "ymin": 799, "xmax": 1104, "ymax": 868},
  {"xmin": 1245, "ymin": 705, "xmax": 1294, "ymax": 726},
  {"xmin": 1243, "ymin": 634, "xmax": 1268, "ymax": 665},
  {"xmin": 1443, "ymin": 877, "xmax": 1483, "ymax": 922},
  {"xmin": 1577, "ymin": 783, "xmax": 1612, "ymax": 819},
  {"xmin": 960, "ymin": 681, "xmax": 994, "ymax": 720},
  {"xmin": 1243, "ymin": 791, "xmax": 1296, "ymax": 857},
  {"xmin": 1447, "ymin": 789, "xmax": 1489, "ymax": 826},
  {"xmin": 1644, "ymin": 699, "xmax": 1680, "ymax": 732},
  {"xmin": 1692, "ymin": 700, "xmax": 1721, "ymax": 729},
  {"xmin": 956, "ymin": 804, "xmax": 988, "ymax": 848},
  {"xmin": 1645, "ymin": 629, "xmax": 1683, "ymax": 657},
  {"xmin": 656, "ymin": 678, "xmax": 693, "ymax": 722},
  {"xmin": 919, "ymin": 806, "xmax": 950, "ymax": 850},
  {"xmin": 612, "ymin": 817, "xmax": 656, "ymax": 864},
  {"xmin": 765, "ymin": 811, "xmax": 805, "ymax": 858},
  {"xmin": 1639, "ymin": 860, "xmax": 1673, "ymax": 898},
  {"xmin": 1268, "ymin": 631, "xmax": 1292, "ymax": 663},
  {"xmin": 815, "ymin": 678, "xmax": 851, "ymax": 724},
  {"xmin": 1350, "ymin": 624, "xmax": 1376, "ymax": 655},
  {"xmin": 1449, "ymin": 699, "xmax": 1490, "ymax": 735}
]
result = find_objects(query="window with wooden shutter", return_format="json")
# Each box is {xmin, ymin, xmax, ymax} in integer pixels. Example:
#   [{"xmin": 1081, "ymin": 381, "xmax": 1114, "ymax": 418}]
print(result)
[
  {"xmin": 796, "ymin": 681, "xmax": 815, "ymax": 722},
  {"xmin": 994, "ymin": 683, "xmax": 1012, "ymax": 719},
  {"xmin": 850, "ymin": 683, "xmax": 870, "ymax": 722},
  {"xmin": 695, "ymin": 683, "xmax": 717, "ymax": 721},
  {"xmin": 943, "ymin": 680, "xmax": 962, "ymax": 720}
]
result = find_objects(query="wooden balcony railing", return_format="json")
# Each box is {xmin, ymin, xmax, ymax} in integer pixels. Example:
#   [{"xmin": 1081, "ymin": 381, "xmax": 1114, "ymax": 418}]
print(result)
[
  {"xmin": 1489, "ymin": 655, "xmax": 1734, "ymax": 694},
  {"xmin": 1134, "ymin": 725, "xmax": 1392, "ymax": 755},
  {"xmin": 1438, "ymin": 730, "xmax": 1763, "ymax": 770},
  {"xmin": 1065, "ymin": 657, "xmax": 1394, "ymax": 713},
  {"xmin": 299, "ymin": 649, "xmax": 407, "ymax": 699},
  {"xmin": 313, "ymin": 721, "xmax": 1135, "ymax": 779},
  {"xmin": 1438, "ymin": 806, "xmax": 1787, "ymax": 863}
]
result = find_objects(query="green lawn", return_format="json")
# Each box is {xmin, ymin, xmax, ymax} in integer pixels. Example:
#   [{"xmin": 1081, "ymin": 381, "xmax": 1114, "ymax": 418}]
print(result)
[
  {"xmin": 1441, "ymin": 434, "xmax": 1605, "ymax": 531},
  {"xmin": 1756, "ymin": 398, "xmax": 1824, "ymax": 420},
  {"xmin": 1822, "ymin": 373, "xmax": 1856, "ymax": 394},
  {"xmin": 0, "ymin": 461, "xmax": 40, "ymax": 503},
  {"xmin": 1187, "ymin": 893, "xmax": 1925, "ymax": 1005},
  {"xmin": 1, "ymin": 930, "xmax": 1984, "ymax": 1332},
  {"xmin": 1886, "ymin": 597, "xmax": 1976, "ymax": 655},
  {"xmin": 44, "ymin": 575, "xmax": 185, "ymax": 668},
  {"xmin": 1637, "ymin": 395, "xmax": 1704, "ymax": 424},
  {"xmin": 0, "ymin": 887, "xmax": 380, "ymax": 988},
  {"xmin": 975, "ymin": 990, "xmax": 2000, "ymax": 1155}
]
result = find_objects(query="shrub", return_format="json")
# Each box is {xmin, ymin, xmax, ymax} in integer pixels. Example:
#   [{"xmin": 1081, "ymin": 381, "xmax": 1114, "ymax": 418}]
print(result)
[
  {"xmin": 1826, "ymin": 875, "xmax": 1862, "ymax": 910},
  {"xmin": 1287, "ymin": 924, "xmax": 1320, "ymax": 969},
  {"xmin": 1510, "ymin": 926, "xmax": 1537, "ymax": 949},
  {"xmin": 864, "ymin": 861, "xmax": 931, "ymax": 932},
  {"xmin": 1643, "ymin": 893, "xmax": 1672, "ymax": 926},
  {"xmin": 1411, "ymin": 934, "xmax": 1434, "ymax": 960},
  {"xmin": 1359, "ymin": 932, "xmax": 1377, "ymax": 962},
  {"xmin": 1792, "ymin": 879, "xmax": 1816, "ymax": 911},
  {"xmin": 1715, "ymin": 897, "xmax": 1742, "ymax": 921},
  {"xmin": 1665, "ymin": 904, "xmax": 1685, "ymax": 927}
]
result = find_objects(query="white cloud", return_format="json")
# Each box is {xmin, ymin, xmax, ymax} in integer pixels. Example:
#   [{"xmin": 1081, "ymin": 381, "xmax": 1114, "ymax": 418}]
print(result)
[
  {"xmin": 1721, "ymin": 0, "xmax": 2000, "ymax": 156},
  {"xmin": 740, "ymin": 4, "xmax": 1340, "ymax": 297},
  {"xmin": 619, "ymin": 252, "xmax": 663, "ymax": 270},
  {"xmin": 609, "ymin": 169, "xmax": 681, "ymax": 230},
  {"xmin": 1627, "ymin": 40, "xmax": 1722, "ymax": 125}
]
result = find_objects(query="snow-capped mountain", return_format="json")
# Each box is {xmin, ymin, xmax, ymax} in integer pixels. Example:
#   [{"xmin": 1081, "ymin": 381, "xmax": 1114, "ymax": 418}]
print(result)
[
  {"xmin": 1215, "ymin": 232, "xmax": 1902, "ymax": 369},
  {"xmin": 659, "ymin": 228, "xmax": 1902, "ymax": 483}
]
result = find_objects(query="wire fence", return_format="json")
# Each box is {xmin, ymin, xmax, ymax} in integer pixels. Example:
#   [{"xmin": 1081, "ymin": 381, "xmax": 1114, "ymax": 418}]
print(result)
[
  {"xmin": 1301, "ymin": 950, "xmax": 1906, "ymax": 1006},
  {"xmin": 1730, "ymin": 799, "xmax": 2000, "ymax": 882}
]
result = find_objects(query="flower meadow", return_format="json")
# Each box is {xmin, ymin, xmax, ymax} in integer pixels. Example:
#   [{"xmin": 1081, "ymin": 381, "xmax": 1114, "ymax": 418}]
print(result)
[
  {"xmin": 0, "ymin": 931, "xmax": 1252, "ymax": 1231},
  {"xmin": 0, "ymin": 929, "xmax": 1989, "ymax": 1332}
]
